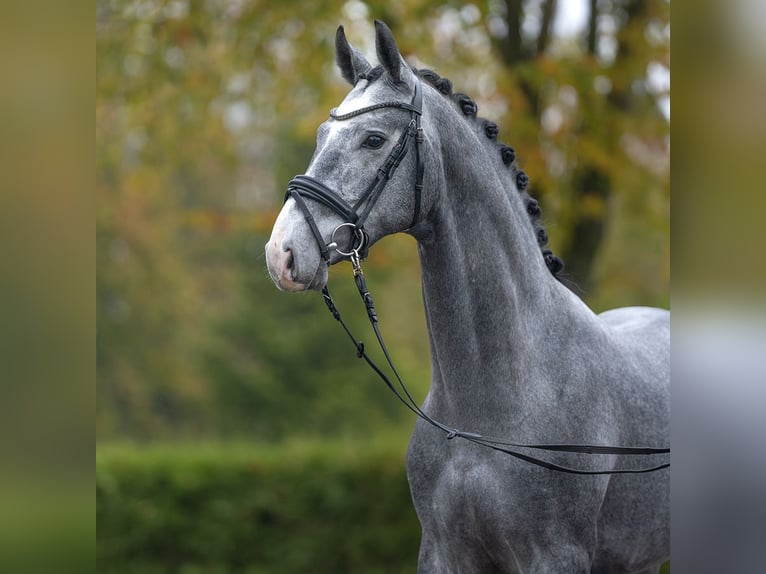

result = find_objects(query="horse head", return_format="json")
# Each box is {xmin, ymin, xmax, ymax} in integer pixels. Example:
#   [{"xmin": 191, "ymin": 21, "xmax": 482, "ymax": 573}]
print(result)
[{"xmin": 266, "ymin": 21, "xmax": 436, "ymax": 291}]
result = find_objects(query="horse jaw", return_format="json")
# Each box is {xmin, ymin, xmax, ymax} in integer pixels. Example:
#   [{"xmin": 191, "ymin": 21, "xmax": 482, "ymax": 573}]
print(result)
[{"xmin": 265, "ymin": 201, "xmax": 328, "ymax": 292}]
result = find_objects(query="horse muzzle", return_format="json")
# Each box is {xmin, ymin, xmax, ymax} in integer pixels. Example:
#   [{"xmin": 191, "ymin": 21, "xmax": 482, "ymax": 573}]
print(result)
[{"xmin": 265, "ymin": 207, "xmax": 330, "ymax": 292}]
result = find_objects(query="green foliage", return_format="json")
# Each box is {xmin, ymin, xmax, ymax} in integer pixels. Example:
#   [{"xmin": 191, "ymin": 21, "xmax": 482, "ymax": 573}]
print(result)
[
  {"xmin": 97, "ymin": 441, "xmax": 420, "ymax": 574},
  {"xmin": 98, "ymin": 441, "xmax": 669, "ymax": 573}
]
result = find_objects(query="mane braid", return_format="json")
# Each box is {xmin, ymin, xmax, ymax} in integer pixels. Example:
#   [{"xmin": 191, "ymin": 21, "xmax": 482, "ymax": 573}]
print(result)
[{"xmin": 415, "ymin": 68, "xmax": 565, "ymax": 279}]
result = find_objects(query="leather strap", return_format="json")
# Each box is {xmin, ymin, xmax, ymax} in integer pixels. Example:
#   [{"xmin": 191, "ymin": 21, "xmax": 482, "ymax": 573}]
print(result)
[{"xmin": 289, "ymin": 191, "xmax": 331, "ymax": 263}]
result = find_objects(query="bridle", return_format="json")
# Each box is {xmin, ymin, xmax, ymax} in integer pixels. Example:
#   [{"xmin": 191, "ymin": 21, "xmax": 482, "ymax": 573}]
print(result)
[
  {"xmin": 285, "ymin": 78, "xmax": 424, "ymax": 263},
  {"xmin": 281, "ymin": 77, "xmax": 670, "ymax": 475}
]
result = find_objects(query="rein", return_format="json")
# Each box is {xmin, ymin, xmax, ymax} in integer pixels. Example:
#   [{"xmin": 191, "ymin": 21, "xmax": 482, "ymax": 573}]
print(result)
[
  {"xmin": 284, "ymin": 78, "xmax": 670, "ymax": 475},
  {"xmin": 321, "ymin": 257, "xmax": 669, "ymax": 476}
]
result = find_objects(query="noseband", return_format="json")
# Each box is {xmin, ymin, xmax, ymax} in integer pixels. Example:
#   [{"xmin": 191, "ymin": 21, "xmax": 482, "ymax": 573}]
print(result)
[{"xmin": 284, "ymin": 78, "xmax": 424, "ymax": 263}]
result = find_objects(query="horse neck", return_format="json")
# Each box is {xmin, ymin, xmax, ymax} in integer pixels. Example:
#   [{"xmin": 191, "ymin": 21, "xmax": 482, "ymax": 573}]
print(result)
[{"xmin": 417, "ymin": 98, "xmax": 597, "ymax": 419}]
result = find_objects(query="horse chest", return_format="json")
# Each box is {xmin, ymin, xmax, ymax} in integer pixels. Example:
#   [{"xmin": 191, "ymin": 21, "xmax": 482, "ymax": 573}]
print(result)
[
  {"xmin": 407, "ymin": 423, "xmax": 609, "ymax": 570},
  {"xmin": 407, "ymin": 428, "xmax": 528, "ymax": 537}
]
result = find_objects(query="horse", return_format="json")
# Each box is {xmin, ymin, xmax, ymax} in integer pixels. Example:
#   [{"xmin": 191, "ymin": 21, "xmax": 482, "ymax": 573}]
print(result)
[{"xmin": 265, "ymin": 20, "xmax": 669, "ymax": 574}]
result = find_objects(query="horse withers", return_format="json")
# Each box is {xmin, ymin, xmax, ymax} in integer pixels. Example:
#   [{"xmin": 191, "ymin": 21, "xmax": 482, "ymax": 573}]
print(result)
[{"xmin": 265, "ymin": 21, "xmax": 669, "ymax": 574}]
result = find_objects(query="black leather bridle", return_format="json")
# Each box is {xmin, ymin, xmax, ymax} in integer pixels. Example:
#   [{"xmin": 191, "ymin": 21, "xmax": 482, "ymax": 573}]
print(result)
[
  {"xmin": 282, "ymin": 78, "xmax": 670, "ymax": 475},
  {"xmin": 285, "ymin": 78, "xmax": 424, "ymax": 263}
]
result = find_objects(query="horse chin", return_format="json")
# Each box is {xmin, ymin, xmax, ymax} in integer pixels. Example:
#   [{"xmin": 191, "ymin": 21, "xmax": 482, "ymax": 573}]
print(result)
[{"xmin": 305, "ymin": 263, "xmax": 329, "ymax": 291}]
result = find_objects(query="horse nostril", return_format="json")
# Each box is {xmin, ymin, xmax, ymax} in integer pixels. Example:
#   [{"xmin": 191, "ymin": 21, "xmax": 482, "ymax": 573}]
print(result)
[{"xmin": 285, "ymin": 249, "xmax": 294, "ymax": 270}]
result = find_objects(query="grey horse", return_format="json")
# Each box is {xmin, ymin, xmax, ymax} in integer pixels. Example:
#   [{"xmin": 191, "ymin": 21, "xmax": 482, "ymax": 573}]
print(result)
[{"xmin": 265, "ymin": 21, "xmax": 669, "ymax": 574}]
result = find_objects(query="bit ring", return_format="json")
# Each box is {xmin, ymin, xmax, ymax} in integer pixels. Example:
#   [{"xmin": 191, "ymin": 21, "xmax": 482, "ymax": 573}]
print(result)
[{"xmin": 330, "ymin": 223, "xmax": 367, "ymax": 257}]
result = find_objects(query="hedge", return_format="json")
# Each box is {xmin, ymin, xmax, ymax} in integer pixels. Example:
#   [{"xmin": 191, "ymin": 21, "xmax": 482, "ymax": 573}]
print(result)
[
  {"xmin": 97, "ymin": 439, "xmax": 421, "ymax": 574},
  {"xmin": 98, "ymin": 441, "xmax": 670, "ymax": 574}
]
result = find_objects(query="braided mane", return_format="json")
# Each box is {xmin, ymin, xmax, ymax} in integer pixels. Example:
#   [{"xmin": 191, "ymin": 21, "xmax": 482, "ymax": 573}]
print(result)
[{"xmin": 416, "ymin": 67, "xmax": 565, "ymax": 279}]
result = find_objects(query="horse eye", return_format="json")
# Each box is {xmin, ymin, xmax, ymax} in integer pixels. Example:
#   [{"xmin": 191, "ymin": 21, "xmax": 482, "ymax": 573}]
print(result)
[{"xmin": 363, "ymin": 134, "xmax": 386, "ymax": 149}]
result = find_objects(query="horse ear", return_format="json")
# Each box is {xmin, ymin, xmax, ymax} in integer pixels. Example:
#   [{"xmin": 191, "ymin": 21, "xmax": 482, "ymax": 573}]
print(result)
[
  {"xmin": 374, "ymin": 20, "xmax": 407, "ymax": 84},
  {"xmin": 335, "ymin": 25, "xmax": 371, "ymax": 85}
]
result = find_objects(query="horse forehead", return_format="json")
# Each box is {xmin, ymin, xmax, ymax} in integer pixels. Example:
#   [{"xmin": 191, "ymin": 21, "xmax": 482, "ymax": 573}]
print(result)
[
  {"xmin": 333, "ymin": 80, "xmax": 388, "ymax": 116},
  {"xmin": 316, "ymin": 85, "xmax": 382, "ymax": 146}
]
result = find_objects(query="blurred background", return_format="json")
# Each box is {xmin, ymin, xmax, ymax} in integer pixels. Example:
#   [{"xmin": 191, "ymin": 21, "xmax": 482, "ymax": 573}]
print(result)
[{"xmin": 96, "ymin": 0, "xmax": 669, "ymax": 572}]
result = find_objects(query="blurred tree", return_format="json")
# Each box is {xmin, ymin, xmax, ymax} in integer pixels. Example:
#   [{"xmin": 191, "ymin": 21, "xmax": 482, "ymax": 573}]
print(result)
[
  {"xmin": 96, "ymin": 0, "xmax": 430, "ymax": 439},
  {"xmin": 451, "ymin": 0, "xmax": 669, "ymax": 295},
  {"xmin": 356, "ymin": 0, "xmax": 669, "ymax": 300}
]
